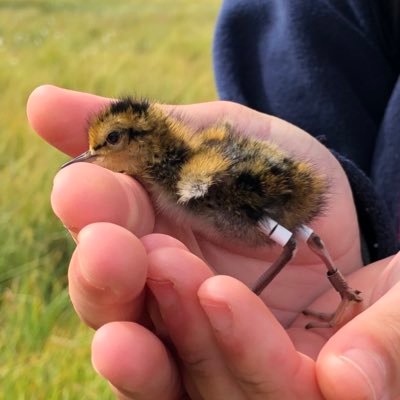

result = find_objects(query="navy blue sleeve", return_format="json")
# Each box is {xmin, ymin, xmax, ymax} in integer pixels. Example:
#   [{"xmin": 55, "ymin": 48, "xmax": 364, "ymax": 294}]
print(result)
[
  {"xmin": 213, "ymin": 0, "xmax": 400, "ymax": 260},
  {"xmin": 333, "ymin": 151, "xmax": 397, "ymax": 262}
]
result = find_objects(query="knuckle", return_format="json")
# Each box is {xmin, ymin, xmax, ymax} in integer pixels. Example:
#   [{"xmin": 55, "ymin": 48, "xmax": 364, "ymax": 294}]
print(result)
[
  {"xmin": 235, "ymin": 371, "xmax": 279, "ymax": 396},
  {"xmin": 178, "ymin": 347, "xmax": 213, "ymax": 373}
]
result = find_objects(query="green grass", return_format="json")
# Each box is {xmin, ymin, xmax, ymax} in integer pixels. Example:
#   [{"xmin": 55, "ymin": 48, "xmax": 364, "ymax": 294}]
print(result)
[{"xmin": 0, "ymin": 0, "xmax": 219, "ymax": 397}]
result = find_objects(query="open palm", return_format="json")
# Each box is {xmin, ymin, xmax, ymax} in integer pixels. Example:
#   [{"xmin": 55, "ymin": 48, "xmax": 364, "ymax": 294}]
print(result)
[{"xmin": 28, "ymin": 85, "xmax": 400, "ymax": 399}]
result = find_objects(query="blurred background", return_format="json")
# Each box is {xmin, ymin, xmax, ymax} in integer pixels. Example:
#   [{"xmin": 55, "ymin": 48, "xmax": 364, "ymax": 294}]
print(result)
[{"xmin": 0, "ymin": 0, "xmax": 219, "ymax": 398}]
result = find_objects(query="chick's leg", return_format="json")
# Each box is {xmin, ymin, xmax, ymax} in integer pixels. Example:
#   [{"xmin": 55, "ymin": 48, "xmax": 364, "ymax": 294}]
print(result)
[
  {"xmin": 252, "ymin": 237, "xmax": 297, "ymax": 295},
  {"xmin": 300, "ymin": 228, "xmax": 362, "ymax": 329},
  {"xmin": 252, "ymin": 219, "xmax": 296, "ymax": 295}
]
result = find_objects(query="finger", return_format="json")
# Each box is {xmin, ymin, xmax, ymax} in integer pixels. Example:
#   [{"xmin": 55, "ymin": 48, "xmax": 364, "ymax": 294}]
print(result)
[
  {"xmin": 146, "ymin": 247, "xmax": 244, "ymax": 399},
  {"xmin": 69, "ymin": 222, "xmax": 147, "ymax": 328},
  {"xmin": 317, "ymin": 252, "xmax": 400, "ymax": 400},
  {"xmin": 27, "ymin": 85, "xmax": 109, "ymax": 156},
  {"xmin": 141, "ymin": 233, "xmax": 190, "ymax": 338},
  {"xmin": 26, "ymin": 86, "xmax": 303, "ymax": 157},
  {"xmin": 198, "ymin": 276, "xmax": 323, "ymax": 400},
  {"xmin": 92, "ymin": 322, "xmax": 182, "ymax": 400},
  {"xmin": 26, "ymin": 86, "xmax": 235, "ymax": 157},
  {"xmin": 51, "ymin": 162, "xmax": 154, "ymax": 237},
  {"xmin": 26, "ymin": 86, "xmax": 238, "ymax": 157},
  {"xmin": 141, "ymin": 233, "xmax": 189, "ymax": 253},
  {"xmin": 26, "ymin": 85, "xmax": 335, "ymax": 168}
]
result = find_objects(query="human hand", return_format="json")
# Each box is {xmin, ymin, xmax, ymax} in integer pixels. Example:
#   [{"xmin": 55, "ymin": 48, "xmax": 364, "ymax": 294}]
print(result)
[
  {"xmin": 27, "ymin": 85, "xmax": 400, "ymax": 399},
  {"xmin": 27, "ymin": 84, "xmax": 360, "ymax": 326}
]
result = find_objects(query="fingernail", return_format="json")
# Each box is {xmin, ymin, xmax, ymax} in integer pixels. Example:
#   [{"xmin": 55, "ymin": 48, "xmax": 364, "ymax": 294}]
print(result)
[
  {"xmin": 147, "ymin": 278, "xmax": 179, "ymax": 309},
  {"xmin": 339, "ymin": 349, "xmax": 387, "ymax": 400},
  {"xmin": 65, "ymin": 225, "xmax": 79, "ymax": 243},
  {"xmin": 147, "ymin": 278, "xmax": 185, "ymax": 332},
  {"xmin": 200, "ymin": 300, "xmax": 233, "ymax": 333},
  {"xmin": 76, "ymin": 247, "xmax": 107, "ymax": 291}
]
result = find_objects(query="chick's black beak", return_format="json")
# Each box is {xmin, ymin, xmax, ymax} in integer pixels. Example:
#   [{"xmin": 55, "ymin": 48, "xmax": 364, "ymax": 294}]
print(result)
[{"xmin": 60, "ymin": 151, "xmax": 98, "ymax": 169}]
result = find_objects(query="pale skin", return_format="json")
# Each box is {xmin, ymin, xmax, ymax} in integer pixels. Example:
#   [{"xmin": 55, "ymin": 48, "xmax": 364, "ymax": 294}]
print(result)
[{"xmin": 27, "ymin": 85, "xmax": 400, "ymax": 400}]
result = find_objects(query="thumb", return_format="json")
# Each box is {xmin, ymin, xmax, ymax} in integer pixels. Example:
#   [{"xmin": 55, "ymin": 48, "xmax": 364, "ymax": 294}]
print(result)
[{"xmin": 317, "ymin": 252, "xmax": 400, "ymax": 400}]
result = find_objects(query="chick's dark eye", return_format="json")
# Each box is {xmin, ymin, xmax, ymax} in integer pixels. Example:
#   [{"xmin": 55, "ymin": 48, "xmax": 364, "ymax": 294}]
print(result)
[{"xmin": 106, "ymin": 131, "xmax": 122, "ymax": 145}]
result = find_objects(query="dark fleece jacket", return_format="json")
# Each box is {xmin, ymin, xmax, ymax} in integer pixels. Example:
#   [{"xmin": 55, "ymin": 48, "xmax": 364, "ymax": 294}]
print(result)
[{"xmin": 213, "ymin": 0, "xmax": 400, "ymax": 261}]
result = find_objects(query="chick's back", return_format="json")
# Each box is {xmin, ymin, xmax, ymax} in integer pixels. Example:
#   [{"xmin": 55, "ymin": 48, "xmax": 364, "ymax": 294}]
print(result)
[{"xmin": 171, "ymin": 124, "xmax": 327, "ymax": 243}]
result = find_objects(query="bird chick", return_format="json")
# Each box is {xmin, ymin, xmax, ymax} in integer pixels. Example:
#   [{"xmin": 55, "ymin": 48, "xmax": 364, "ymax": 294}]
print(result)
[{"xmin": 62, "ymin": 97, "xmax": 362, "ymax": 328}]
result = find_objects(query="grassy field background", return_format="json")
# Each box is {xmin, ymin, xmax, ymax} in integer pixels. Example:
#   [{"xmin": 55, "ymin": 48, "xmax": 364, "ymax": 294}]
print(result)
[{"xmin": 0, "ymin": 1, "xmax": 219, "ymax": 398}]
